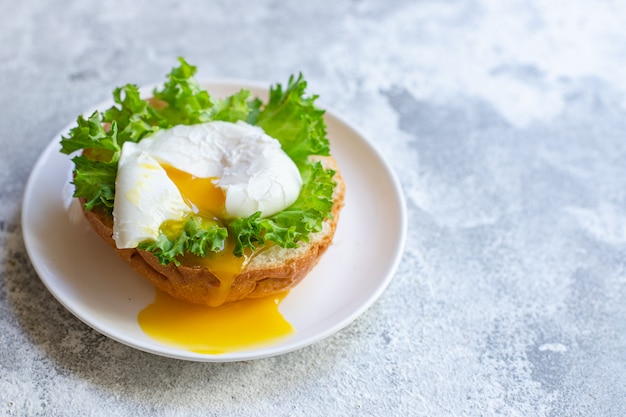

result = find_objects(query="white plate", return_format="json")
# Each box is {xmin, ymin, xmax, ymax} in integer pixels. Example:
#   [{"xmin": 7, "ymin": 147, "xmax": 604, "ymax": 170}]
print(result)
[{"xmin": 22, "ymin": 80, "xmax": 407, "ymax": 362}]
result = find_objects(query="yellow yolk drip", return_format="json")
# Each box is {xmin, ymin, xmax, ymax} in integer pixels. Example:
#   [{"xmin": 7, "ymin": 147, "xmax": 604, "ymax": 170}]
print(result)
[
  {"xmin": 162, "ymin": 165, "xmax": 226, "ymax": 218},
  {"xmin": 162, "ymin": 164, "xmax": 241, "ymax": 307},
  {"xmin": 137, "ymin": 165, "xmax": 294, "ymax": 354},
  {"xmin": 178, "ymin": 238, "xmax": 248, "ymax": 307},
  {"xmin": 138, "ymin": 291, "xmax": 294, "ymax": 354}
]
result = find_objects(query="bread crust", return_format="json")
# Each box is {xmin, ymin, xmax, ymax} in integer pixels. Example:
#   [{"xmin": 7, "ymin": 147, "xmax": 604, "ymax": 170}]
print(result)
[{"xmin": 81, "ymin": 156, "xmax": 344, "ymax": 306}]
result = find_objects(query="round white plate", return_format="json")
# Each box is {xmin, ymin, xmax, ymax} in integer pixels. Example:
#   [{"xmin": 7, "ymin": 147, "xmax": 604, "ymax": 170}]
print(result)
[{"xmin": 22, "ymin": 80, "xmax": 407, "ymax": 362}]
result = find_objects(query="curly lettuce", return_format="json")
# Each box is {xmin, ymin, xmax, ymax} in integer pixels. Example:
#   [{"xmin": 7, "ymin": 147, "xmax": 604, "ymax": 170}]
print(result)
[{"xmin": 60, "ymin": 58, "xmax": 336, "ymax": 264}]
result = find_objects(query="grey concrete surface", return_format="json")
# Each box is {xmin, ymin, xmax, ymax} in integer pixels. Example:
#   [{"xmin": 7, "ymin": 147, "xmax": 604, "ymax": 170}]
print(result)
[{"xmin": 1, "ymin": 1, "xmax": 625, "ymax": 415}]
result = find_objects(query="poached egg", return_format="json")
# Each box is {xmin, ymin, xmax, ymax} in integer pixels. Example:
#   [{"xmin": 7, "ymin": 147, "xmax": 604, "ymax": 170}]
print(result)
[{"xmin": 112, "ymin": 121, "xmax": 302, "ymax": 249}]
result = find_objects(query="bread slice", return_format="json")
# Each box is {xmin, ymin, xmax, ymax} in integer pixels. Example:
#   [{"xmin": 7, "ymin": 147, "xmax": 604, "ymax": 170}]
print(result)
[{"xmin": 81, "ymin": 156, "xmax": 344, "ymax": 306}]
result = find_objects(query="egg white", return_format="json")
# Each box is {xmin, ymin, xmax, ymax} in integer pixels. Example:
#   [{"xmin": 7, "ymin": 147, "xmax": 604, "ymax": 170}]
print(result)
[{"xmin": 112, "ymin": 121, "xmax": 302, "ymax": 249}]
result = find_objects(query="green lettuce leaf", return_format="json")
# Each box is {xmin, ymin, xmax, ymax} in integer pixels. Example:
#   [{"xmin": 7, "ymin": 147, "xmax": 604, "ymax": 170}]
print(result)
[
  {"xmin": 70, "ymin": 155, "xmax": 118, "ymax": 210},
  {"xmin": 138, "ymin": 216, "xmax": 228, "ymax": 266},
  {"xmin": 151, "ymin": 58, "xmax": 214, "ymax": 126},
  {"xmin": 255, "ymin": 73, "xmax": 330, "ymax": 164},
  {"xmin": 60, "ymin": 58, "xmax": 336, "ymax": 265},
  {"xmin": 60, "ymin": 112, "xmax": 121, "ymax": 162},
  {"xmin": 103, "ymin": 84, "xmax": 162, "ymax": 144},
  {"xmin": 210, "ymin": 89, "xmax": 254, "ymax": 123}
]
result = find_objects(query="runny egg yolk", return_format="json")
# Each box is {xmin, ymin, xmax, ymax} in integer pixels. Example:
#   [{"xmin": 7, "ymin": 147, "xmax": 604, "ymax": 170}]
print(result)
[
  {"xmin": 162, "ymin": 165, "xmax": 226, "ymax": 218},
  {"xmin": 137, "ymin": 164, "xmax": 294, "ymax": 354}
]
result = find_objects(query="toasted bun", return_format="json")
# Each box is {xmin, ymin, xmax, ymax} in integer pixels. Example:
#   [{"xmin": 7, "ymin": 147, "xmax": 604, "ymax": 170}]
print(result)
[{"xmin": 81, "ymin": 156, "xmax": 344, "ymax": 306}]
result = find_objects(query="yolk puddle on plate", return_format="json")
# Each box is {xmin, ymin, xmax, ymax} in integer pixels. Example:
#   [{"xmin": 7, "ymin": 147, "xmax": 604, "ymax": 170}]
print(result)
[{"xmin": 138, "ymin": 291, "xmax": 294, "ymax": 354}]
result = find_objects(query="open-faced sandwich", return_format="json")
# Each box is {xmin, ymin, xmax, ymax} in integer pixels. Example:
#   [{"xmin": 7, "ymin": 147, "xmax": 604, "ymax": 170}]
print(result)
[{"xmin": 60, "ymin": 58, "xmax": 344, "ymax": 307}]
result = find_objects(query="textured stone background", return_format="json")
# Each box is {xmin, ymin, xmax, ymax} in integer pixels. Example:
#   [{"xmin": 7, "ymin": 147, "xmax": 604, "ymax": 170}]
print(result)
[{"xmin": 2, "ymin": 0, "xmax": 626, "ymax": 416}]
